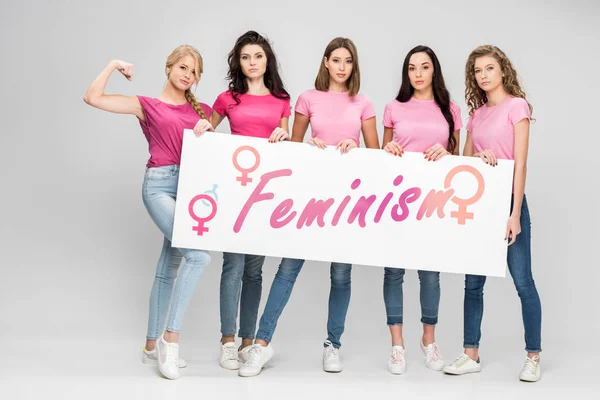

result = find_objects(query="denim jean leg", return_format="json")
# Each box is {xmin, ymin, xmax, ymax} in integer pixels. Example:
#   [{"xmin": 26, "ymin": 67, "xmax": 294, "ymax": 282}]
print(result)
[
  {"xmin": 141, "ymin": 165, "xmax": 210, "ymax": 335},
  {"xmin": 220, "ymin": 252, "xmax": 245, "ymax": 337},
  {"xmin": 383, "ymin": 267, "xmax": 405, "ymax": 326},
  {"xmin": 418, "ymin": 270, "xmax": 440, "ymax": 325},
  {"xmin": 507, "ymin": 196, "xmax": 542, "ymax": 353},
  {"xmin": 166, "ymin": 248, "xmax": 211, "ymax": 332},
  {"xmin": 255, "ymin": 258, "xmax": 305, "ymax": 343},
  {"xmin": 239, "ymin": 254, "xmax": 266, "ymax": 339},
  {"xmin": 463, "ymin": 274, "xmax": 486, "ymax": 348},
  {"xmin": 326, "ymin": 263, "xmax": 352, "ymax": 349},
  {"xmin": 146, "ymin": 237, "xmax": 182, "ymax": 340}
]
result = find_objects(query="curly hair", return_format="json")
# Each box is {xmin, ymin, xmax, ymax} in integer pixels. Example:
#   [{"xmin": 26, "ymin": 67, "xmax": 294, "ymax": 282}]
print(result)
[{"xmin": 465, "ymin": 45, "xmax": 533, "ymax": 119}]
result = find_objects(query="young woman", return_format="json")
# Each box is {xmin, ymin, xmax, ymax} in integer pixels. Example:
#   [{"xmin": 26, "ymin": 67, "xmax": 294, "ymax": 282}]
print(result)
[
  {"xmin": 238, "ymin": 37, "xmax": 380, "ymax": 377},
  {"xmin": 205, "ymin": 30, "xmax": 291, "ymax": 371},
  {"xmin": 443, "ymin": 45, "xmax": 542, "ymax": 382},
  {"xmin": 84, "ymin": 45, "xmax": 215, "ymax": 380},
  {"xmin": 381, "ymin": 45, "xmax": 462, "ymax": 375}
]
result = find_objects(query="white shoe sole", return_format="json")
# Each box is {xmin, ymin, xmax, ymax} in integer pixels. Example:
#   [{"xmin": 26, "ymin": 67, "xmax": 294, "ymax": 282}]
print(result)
[
  {"xmin": 425, "ymin": 362, "xmax": 445, "ymax": 371},
  {"xmin": 158, "ymin": 366, "xmax": 181, "ymax": 380},
  {"xmin": 323, "ymin": 365, "xmax": 343, "ymax": 373},
  {"xmin": 519, "ymin": 374, "xmax": 541, "ymax": 382},
  {"xmin": 220, "ymin": 360, "xmax": 241, "ymax": 370},
  {"xmin": 387, "ymin": 365, "xmax": 406, "ymax": 375},
  {"xmin": 142, "ymin": 356, "xmax": 187, "ymax": 368},
  {"xmin": 238, "ymin": 367, "xmax": 262, "ymax": 377},
  {"xmin": 443, "ymin": 367, "xmax": 481, "ymax": 375}
]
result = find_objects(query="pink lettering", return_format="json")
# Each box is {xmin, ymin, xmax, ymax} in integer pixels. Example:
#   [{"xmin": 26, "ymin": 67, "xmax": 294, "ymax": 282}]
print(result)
[
  {"xmin": 416, "ymin": 189, "xmax": 456, "ymax": 220},
  {"xmin": 234, "ymin": 169, "xmax": 292, "ymax": 233},
  {"xmin": 271, "ymin": 199, "xmax": 296, "ymax": 229},
  {"xmin": 296, "ymin": 198, "xmax": 335, "ymax": 229}
]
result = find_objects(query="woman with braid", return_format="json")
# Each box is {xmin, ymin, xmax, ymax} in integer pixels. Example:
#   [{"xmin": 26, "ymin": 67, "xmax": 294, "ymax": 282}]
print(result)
[{"xmin": 84, "ymin": 45, "xmax": 215, "ymax": 380}]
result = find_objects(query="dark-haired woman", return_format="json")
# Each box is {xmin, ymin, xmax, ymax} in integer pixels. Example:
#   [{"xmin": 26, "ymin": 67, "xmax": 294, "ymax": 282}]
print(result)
[
  {"xmin": 381, "ymin": 45, "xmax": 462, "ymax": 375},
  {"xmin": 205, "ymin": 30, "xmax": 291, "ymax": 370}
]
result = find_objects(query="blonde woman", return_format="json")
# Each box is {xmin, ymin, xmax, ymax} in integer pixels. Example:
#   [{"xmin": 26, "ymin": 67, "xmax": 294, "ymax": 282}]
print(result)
[
  {"xmin": 84, "ymin": 45, "xmax": 214, "ymax": 380},
  {"xmin": 443, "ymin": 45, "xmax": 542, "ymax": 382}
]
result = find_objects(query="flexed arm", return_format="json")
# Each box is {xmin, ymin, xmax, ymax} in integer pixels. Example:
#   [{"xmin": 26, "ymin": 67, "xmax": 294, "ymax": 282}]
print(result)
[{"xmin": 83, "ymin": 60, "xmax": 145, "ymax": 122}]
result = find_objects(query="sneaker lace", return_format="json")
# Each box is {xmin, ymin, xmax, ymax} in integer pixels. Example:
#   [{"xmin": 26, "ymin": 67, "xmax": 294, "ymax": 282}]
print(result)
[
  {"xmin": 521, "ymin": 356, "xmax": 539, "ymax": 375},
  {"xmin": 428, "ymin": 343, "xmax": 442, "ymax": 361},
  {"xmin": 223, "ymin": 345, "xmax": 237, "ymax": 361},
  {"xmin": 324, "ymin": 344, "xmax": 339, "ymax": 361},
  {"xmin": 165, "ymin": 343, "xmax": 178, "ymax": 365},
  {"xmin": 245, "ymin": 345, "xmax": 262, "ymax": 366},
  {"xmin": 453, "ymin": 354, "xmax": 470, "ymax": 368},
  {"xmin": 390, "ymin": 348, "xmax": 405, "ymax": 364}
]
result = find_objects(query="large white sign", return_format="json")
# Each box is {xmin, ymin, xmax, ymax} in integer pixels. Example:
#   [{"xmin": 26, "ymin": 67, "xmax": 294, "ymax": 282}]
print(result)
[{"xmin": 172, "ymin": 131, "xmax": 514, "ymax": 277}]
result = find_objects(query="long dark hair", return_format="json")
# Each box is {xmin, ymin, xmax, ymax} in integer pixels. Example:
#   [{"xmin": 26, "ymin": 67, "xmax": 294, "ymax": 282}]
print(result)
[
  {"xmin": 226, "ymin": 30, "xmax": 290, "ymax": 106},
  {"xmin": 396, "ymin": 45, "xmax": 456, "ymax": 153}
]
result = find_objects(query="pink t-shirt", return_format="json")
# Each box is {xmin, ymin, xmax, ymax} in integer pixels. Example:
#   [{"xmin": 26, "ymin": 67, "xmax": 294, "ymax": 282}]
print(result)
[
  {"xmin": 212, "ymin": 91, "xmax": 291, "ymax": 139},
  {"xmin": 467, "ymin": 96, "xmax": 531, "ymax": 160},
  {"xmin": 137, "ymin": 96, "xmax": 211, "ymax": 167},
  {"xmin": 295, "ymin": 89, "xmax": 376, "ymax": 146},
  {"xmin": 383, "ymin": 98, "xmax": 463, "ymax": 152}
]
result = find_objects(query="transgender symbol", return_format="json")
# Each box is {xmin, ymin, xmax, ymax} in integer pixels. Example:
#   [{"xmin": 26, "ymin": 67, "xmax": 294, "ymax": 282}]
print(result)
[
  {"xmin": 444, "ymin": 165, "xmax": 486, "ymax": 225},
  {"xmin": 232, "ymin": 145, "xmax": 260, "ymax": 186},
  {"xmin": 201, "ymin": 184, "xmax": 219, "ymax": 206},
  {"xmin": 188, "ymin": 193, "xmax": 218, "ymax": 236}
]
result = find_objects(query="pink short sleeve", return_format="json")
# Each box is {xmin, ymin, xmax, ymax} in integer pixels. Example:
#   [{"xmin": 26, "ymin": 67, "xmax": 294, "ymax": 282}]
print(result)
[
  {"xmin": 361, "ymin": 98, "xmax": 376, "ymax": 121},
  {"xmin": 450, "ymin": 102, "xmax": 463, "ymax": 130},
  {"xmin": 509, "ymin": 98, "xmax": 531, "ymax": 126},
  {"xmin": 295, "ymin": 92, "xmax": 311, "ymax": 117},
  {"xmin": 466, "ymin": 115, "xmax": 473, "ymax": 132},
  {"xmin": 136, "ymin": 95, "xmax": 155, "ymax": 129},
  {"xmin": 383, "ymin": 103, "xmax": 393, "ymax": 128},
  {"xmin": 281, "ymin": 97, "xmax": 292, "ymax": 118},
  {"xmin": 212, "ymin": 91, "xmax": 231, "ymax": 117}
]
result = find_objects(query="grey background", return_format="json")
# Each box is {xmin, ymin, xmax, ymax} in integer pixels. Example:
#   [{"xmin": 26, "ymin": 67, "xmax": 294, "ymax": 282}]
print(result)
[{"xmin": 1, "ymin": 0, "xmax": 599, "ymax": 397}]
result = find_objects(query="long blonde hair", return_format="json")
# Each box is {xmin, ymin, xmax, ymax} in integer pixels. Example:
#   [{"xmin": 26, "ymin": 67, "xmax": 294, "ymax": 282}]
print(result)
[
  {"xmin": 165, "ymin": 45, "xmax": 207, "ymax": 120},
  {"xmin": 465, "ymin": 45, "xmax": 533, "ymax": 118},
  {"xmin": 315, "ymin": 37, "xmax": 361, "ymax": 97}
]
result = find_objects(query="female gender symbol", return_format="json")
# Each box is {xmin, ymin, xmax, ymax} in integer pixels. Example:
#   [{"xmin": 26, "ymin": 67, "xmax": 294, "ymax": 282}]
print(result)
[
  {"xmin": 188, "ymin": 194, "xmax": 218, "ymax": 235},
  {"xmin": 444, "ymin": 165, "xmax": 486, "ymax": 225},
  {"xmin": 232, "ymin": 145, "xmax": 261, "ymax": 186}
]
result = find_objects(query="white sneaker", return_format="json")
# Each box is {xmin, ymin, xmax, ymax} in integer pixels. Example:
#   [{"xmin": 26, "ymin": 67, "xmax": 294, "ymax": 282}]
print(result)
[
  {"xmin": 387, "ymin": 345, "xmax": 406, "ymax": 375},
  {"xmin": 238, "ymin": 345, "xmax": 252, "ymax": 364},
  {"xmin": 238, "ymin": 344, "xmax": 274, "ymax": 377},
  {"xmin": 156, "ymin": 334, "xmax": 181, "ymax": 380},
  {"xmin": 220, "ymin": 342, "xmax": 240, "ymax": 370},
  {"xmin": 519, "ymin": 355, "xmax": 541, "ymax": 382},
  {"xmin": 142, "ymin": 348, "xmax": 187, "ymax": 368},
  {"xmin": 323, "ymin": 340, "xmax": 343, "ymax": 372},
  {"xmin": 420, "ymin": 341, "xmax": 445, "ymax": 371},
  {"xmin": 443, "ymin": 353, "xmax": 481, "ymax": 375}
]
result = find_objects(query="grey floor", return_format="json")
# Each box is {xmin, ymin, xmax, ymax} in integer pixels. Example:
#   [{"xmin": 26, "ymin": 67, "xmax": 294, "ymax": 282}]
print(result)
[{"xmin": 2, "ymin": 258, "xmax": 596, "ymax": 399}]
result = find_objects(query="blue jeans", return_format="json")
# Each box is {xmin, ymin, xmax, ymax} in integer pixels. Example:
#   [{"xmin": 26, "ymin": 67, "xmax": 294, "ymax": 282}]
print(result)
[
  {"xmin": 142, "ymin": 165, "xmax": 211, "ymax": 340},
  {"xmin": 256, "ymin": 258, "xmax": 353, "ymax": 349},
  {"xmin": 383, "ymin": 268, "xmax": 440, "ymax": 325},
  {"xmin": 220, "ymin": 252, "xmax": 265, "ymax": 339},
  {"xmin": 463, "ymin": 195, "xmax": 542, "ymax": 353}
]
